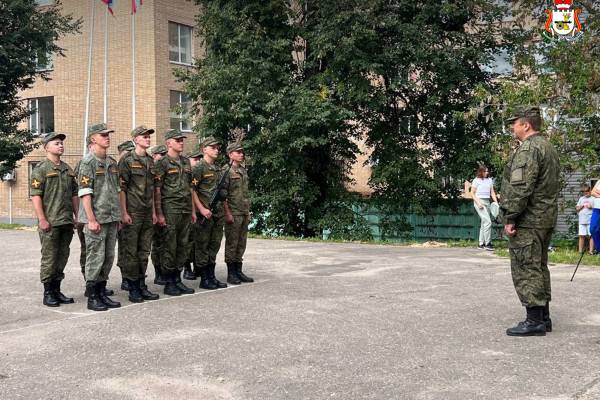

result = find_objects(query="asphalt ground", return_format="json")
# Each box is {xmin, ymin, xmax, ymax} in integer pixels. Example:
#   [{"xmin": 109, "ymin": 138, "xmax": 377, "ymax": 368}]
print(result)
[{"xmin": 1, "ymin": 229, "xmax": 600, "ymax": 400}]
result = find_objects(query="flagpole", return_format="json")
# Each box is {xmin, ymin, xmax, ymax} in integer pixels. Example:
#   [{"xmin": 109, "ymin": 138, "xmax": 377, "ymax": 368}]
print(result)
[
  {"xmin": 103, "ymin": 6, "xmax": 108, "ymax": 124},
  {"xmin": 131, "ymin": 11, "xmax": 136, "ymax": 130},
  {"xmin": 83, "ymin": 0, "xmax": 96, "ymax": 156}
]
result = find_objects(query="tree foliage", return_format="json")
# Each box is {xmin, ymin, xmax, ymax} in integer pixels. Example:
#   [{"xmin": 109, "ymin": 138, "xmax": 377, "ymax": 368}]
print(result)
[
  {"xmin": 182, "ymin": 0, "xmax": 507, "ymax": 237},
  {"xmin": 0, "ymin": 0, "xmax": 80, "ymax": 176},
  {"xmin": 472, "ymin": 1, "xmax": 600, "ymax": 190}
]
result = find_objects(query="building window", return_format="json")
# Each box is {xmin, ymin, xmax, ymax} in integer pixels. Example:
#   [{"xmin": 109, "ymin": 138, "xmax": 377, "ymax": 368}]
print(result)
[
  {"xmin": 35, "ymin": 0, "xmax": 54, "ymax": 5},
  {"xmin": 28, "ymin": 97, "xmax": 54, "ymax": 136},
  {"xmin": 169, "ymin": 22, "xmax": 193, "ymax": 65},
  {"xmin": 170, "ymin": 91, "xmax": 192, "ymax": 132},
  {"xmin": 28, "ymin": 161, "xmax": 40, "ymax": 198},
  {"xmin": 35, "ymin": 52, "xmax": 53, "ymax": 72}
]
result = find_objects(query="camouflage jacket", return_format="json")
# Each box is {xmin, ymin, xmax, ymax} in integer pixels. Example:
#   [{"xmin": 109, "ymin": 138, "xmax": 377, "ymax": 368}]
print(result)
[
  {"xmin": 500, "ymin": 134, "xmax": 560, "ymax": 229},
  {"xmin": 118, "ymin": 150, "xmax": 154, "ymax": 215},
  {"xmin": 30, "ymin": 159, "xmax": 77, "ymax": 226},
  {"xmin": 223, "ymin": 163, "xmax": 250, "ymax": 216},
  {"xmin": 77, "ymin": 152, "xmax": 121, "ymax": 224},
  {"xmin": 191, "ymin": 159, "xmax": 227, "ymax": 216},
  {"xmin": 153, "ymin": 154, "xmax": 193, "ymax": 214}
]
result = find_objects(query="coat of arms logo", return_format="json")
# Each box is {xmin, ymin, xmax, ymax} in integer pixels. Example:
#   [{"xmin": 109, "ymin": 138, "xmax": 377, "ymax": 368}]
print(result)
[{"xmin": 543, "ymin": 0, "xmax": 584, "ymax": 41}]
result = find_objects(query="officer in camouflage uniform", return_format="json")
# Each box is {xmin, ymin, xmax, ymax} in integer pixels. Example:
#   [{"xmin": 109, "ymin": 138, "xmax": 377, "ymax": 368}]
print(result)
[
  {"xmin": 192, "ymin": 136, "xmax": 228, "ymax": 290},
  {"xmin": 223, "ymin": 140, "xmax": 254, "ymax": 284},
  {"xmin": 30, "ymin": 133, "xmax": 78, "ymax": 307},
  {"xmin": 500, "ymin": 107, "xmax": 560, "ymax": 337},
  {"xmin": 78, "ymin": 123, "xmax": 122, "ymax": 311},
  {"xmin": 117, "ymin": 125, "xmax": 160, "ymax": 303},
  {"xmin": 147, "ymin": 144, "xmax": 168, "ymax": 285},
  {"xmin": 154, "ymin": 129, "xmax": 195, "ymax": 296},
  {"xmin": 183, "ymin": 145, "xmax": 203, "ymax": 280}
]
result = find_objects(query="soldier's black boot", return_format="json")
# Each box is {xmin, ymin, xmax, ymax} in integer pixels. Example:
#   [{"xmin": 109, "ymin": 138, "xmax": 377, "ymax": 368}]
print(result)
[
  {"xmin": 52, "ymin": 280, "xmax": 74, "ymax": 304},
  {"xmin": 120, "ymin": 277, "xmax": 130, "ymax": 291},
  {"xmin": 140, "ymin": 278, "xmax": 159, "ymax": 300},
  {"xmin": 544, "ymin": 302, "xmax": 552, "ymax": 332},
  {"xmin": 175, "ymin": 270, "xmax": 195, "ymax": 294},
  {"xmin": 98, "ymin": 281, "xmax": 121, "ymax": 308},
  {"xmin": 154, "ymin": 264, "xmax": 166, "ymax": 285},
  {"xmin": 127, "ymin": 279, "xmax": 144, "ymax": 303},
  {"xmin": 87, "ymin": 282, "xmax": 108, "ymax": 311},
  {"xmin": 209, "ymin": 263, "xmax": 227, "ymax": 289},
  {"xmin": 506, "ymin": 306, "xmax": 546, "ymax": 336},
  {"xmin": 164, "ymin": 271, "xmax": 182, "ymax": 296},
  {"xmin": 236, "ymin": 262, "xmax": 254, "ymax": 283},
  {"xmin": 43, "ymin": 282, "xmax": 60, "ymax": 307},
  {"xmin": 183, "ymin": 261, "xmax": 196, "ymax": 280},
  {"xmin": 199, "ymin": 266, "xmax": 217, "ymax": 290},
  {"xmin": 227, "ymin": 262, "xmax": 242, "ymax": 285}
]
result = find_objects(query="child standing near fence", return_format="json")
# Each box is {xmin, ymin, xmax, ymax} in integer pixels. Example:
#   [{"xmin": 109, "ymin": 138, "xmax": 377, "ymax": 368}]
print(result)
[{"xmin": 576, "ymin": 185, "xmax": 594, "ymax": 255}]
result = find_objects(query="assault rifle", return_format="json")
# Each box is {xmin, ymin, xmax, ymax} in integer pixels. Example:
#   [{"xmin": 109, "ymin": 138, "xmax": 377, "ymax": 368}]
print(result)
[{"xmin": 198, "ymin": 160, "xmax": 233, "ymax": 224}]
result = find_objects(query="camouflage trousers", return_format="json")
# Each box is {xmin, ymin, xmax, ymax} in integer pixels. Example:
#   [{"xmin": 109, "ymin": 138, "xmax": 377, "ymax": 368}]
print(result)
[
  {"xmin": 224, "ymin": 214, "xmax": 249, "ymax": 263},
  {"xmin": 151, "ymin": 225, "xmax": 164, "ymax": 270},
  {"xmin": 84, "ymin": 221, "xmax": 118, "ymax": 283},
  {"xmin": 38, "ymin": 224, "xmax": 74, "ymax": 283},
  {"xmin": 118, "ymin": 213, "xmax": 153, "ymax": 280},
  {"xmin": 161, "ymin": 212, "xmax": 191, "ymax": 274},
  {"xmin": 509, "ymin": 227, "xmax": 553, "ymax": 307},
  {"xmin": 76, "ymin": 223, "xmax": 86, "ymax": 275},
  {"xmin": 194, "ymin": 214, "xmax": 224, "ymax": 267}
]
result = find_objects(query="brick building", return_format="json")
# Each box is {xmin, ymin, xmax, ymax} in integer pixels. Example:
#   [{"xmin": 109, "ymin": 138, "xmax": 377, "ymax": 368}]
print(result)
[{"xmin": 0, "ymin": 0, "xmax": 202, "ymax": 223}]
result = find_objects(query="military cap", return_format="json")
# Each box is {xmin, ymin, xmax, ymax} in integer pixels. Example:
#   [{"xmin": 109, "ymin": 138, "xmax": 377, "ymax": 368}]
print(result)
[
  {"xmin": 131, "ymin": 125, "xmax": 155, "ymax": 138},
  {"xmin": 88, "ymin": 123, "xmax": 114, "ymax": 135},
  {"xmin": 41, "ymin": 132, "xmax": 66, "ymax": 145},
  {"xmin": 164, "ymin": 129, "xmax": 187, "ymax": 140},
  {"xmin": 505, "ymin": 106, "xmax": 541, "ymax": 123},
  {"xmin": 188, "ymin": 144, "xmax": 202, "ymax": 159},
  {"xmin": 147, "ymin": 144, "xmax": 167, "ymax": 156},
  {"xmin": 118, "ymin": 140, "xmax": 135, "ymax": 153},
  {"xmin": 199, "ymin": 136, "xmax": 220, "ymax": 148},
  {"xmin": 226, "ymin": 140, "xmax": 244, "ymax": 154}
]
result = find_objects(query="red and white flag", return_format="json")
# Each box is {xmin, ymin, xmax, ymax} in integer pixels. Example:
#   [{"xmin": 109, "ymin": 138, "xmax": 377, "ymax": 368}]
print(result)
[{"xmin": 132, "ymin": 0, "xmax": 142, "ymax": 14}]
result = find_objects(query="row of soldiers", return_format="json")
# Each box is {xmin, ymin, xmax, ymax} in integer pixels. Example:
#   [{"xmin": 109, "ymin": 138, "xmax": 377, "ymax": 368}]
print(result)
[{"xmin": 30, "ymin": 123, "xmax": 253, "ymax": 311}]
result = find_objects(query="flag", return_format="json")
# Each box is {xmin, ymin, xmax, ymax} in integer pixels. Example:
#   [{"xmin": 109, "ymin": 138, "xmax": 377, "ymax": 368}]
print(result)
[
  {"xmin": 132, "ymin": 0, "xmax": 142, "ymax": 14},
  {"xmin": 101, "ymin": 0, "xmax": 114, "ymax": 15}
]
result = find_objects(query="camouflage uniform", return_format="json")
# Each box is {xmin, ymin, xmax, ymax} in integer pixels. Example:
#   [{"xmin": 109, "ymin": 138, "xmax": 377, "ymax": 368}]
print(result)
[
  {"xmin": 31, "ymin": 158, "xmax": 77, "ymax": 284},
  {"xmin": 501, "ymin": 134, "xmax": 560, "ymax": 307},
  {"xmin": 501, "ymin": 107, "xmax": 560, "ymax": 336},
  {"xmin": 192, "ymin": 136, "xmax": 228, "ymax": 289},
  {"xmin": 223, "ymin": 140, "xmax": 254, "ymax": 284},
  {"xmin": 30, "ymin": 132, "xmax": 78, "ymax": 307},
  {"xmin": 147, "ymin": 144, "xmax": 168, "ymax": 284},
  {"xmin": 78, "ymin": 152, "xmax": 121, "ymax": 282},
  {"xmin": 117, "ymin": 126, "xmax": 160, "ymax": 302},
  {"xmin": 153, "ymin": 130, "xmax": 194, "ymax": 296}
]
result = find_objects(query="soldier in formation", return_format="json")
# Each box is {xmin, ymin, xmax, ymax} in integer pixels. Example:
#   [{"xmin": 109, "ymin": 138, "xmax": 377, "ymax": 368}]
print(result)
[
  {"xmin": 30, "ymin": 132, "xmax": 78, "ymax": 307},
  {"xmin": 30, "ymin": 125, "xmax": 256, "ymax": 308}
]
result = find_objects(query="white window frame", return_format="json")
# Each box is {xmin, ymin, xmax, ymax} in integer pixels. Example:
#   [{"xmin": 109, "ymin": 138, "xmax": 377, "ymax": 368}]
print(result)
[
  {"xmin": 35, "ymin": 52, "xmax": 53, "ymax": 72},
  {"xmin": 28, "ymin": 97, "xmax": 54, "ymax": 136},
  {"xmin": 169, "ymin": 22, "xmax": 193, "ymax": 66},
  {"xmin": 170, "ymin": 91, "xmax": 192, "ymax": 132},
  {"xmin": 35, "ymin": 0, "xmax": 54, "ymax": 6}
]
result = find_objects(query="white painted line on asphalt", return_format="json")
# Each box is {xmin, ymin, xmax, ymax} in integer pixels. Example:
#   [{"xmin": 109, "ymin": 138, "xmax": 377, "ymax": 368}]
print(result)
[{"xmin": 0, "ymin": 279, "xmax": 269, "ymax": 336}]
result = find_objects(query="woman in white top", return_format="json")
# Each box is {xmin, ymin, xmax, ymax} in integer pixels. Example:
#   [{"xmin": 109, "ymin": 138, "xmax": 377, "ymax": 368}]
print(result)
[{"xmin": 472, "ymin": 165, "xmax": 498, "ymax": 250}]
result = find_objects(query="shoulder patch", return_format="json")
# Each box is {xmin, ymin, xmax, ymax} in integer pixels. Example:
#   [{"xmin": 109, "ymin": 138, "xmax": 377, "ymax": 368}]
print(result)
[{"xmin": 31, "ymin": 179, "xmax": 41, "ymax": 189}]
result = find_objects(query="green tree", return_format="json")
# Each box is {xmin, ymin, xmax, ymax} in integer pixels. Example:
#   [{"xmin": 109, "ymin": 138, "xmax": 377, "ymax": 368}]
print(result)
[
  {"xmin": 181, "ymin": 0, "xmax": 368, "ymax": 238},
  {"xmin": 471, "ymin": 1, "xmax": 599, "ymax": 218},
  {"xmin": 182, "ymin": 0, "xmax": 506, "ymax": 238},
  {"xmin": 0, "ymin": 0, "xmax": 80, "ymax": 176}
]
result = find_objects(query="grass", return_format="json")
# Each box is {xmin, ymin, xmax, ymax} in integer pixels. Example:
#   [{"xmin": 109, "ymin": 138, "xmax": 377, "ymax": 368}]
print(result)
[
  {"xmin": 249, "ymin": 232, "xmax": 600, "ymax": 266},
  {"xmin": 0, "ymin": 223, "xmax": 27, "ymax": 230}
]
